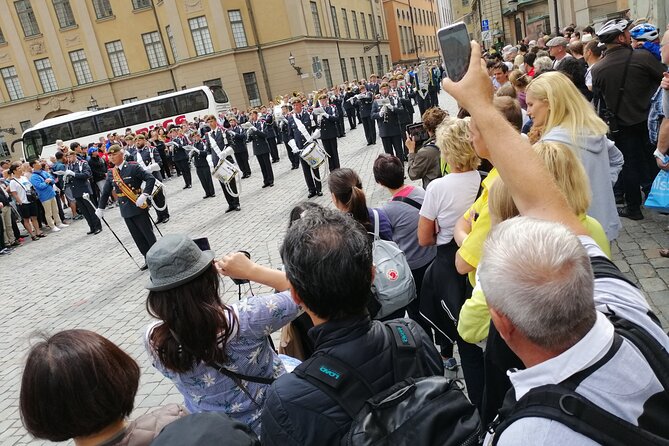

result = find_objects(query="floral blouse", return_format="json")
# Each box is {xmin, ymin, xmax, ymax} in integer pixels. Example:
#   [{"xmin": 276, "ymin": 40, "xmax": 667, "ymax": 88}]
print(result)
[{"xmin": 145, "ymin": 291, "xmax": 300, "ymax": 436}]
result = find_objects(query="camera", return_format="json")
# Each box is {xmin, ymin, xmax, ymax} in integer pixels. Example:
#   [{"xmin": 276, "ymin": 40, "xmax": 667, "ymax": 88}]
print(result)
[{"xmin": 406, "ymin": 122, "xmax": 429, "ymax": 150}]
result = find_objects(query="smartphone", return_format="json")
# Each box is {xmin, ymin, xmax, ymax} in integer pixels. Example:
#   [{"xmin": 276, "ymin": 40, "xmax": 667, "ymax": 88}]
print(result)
[
  {"xmin": 437, "ymin": 22, "xmax": 471, "ymax": 82},
  {"xmin": 406, "ymin": 123, "xmax": 429, "ymax": 149}
]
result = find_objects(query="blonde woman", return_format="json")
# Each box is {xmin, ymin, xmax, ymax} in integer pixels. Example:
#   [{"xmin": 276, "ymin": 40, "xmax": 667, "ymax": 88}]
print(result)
[
  {"xmin": 526, "ymin": 71, "xmax": 623, "ymax": 240},
  {"xmin": 417, "ymin": 118, "xmax": 484, "ymax": 411}
]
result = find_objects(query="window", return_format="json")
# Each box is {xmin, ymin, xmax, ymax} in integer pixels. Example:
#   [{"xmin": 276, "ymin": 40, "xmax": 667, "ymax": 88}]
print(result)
[
  {"xmin": 188, "ymin": 16, "xmax": 214, "ymax": 55},
  {"xmin": 360, "ymin": 56, "xmax": 366, "ymax": 78},
  {"xmin": 0, "ymin": 28, "xmax": 5, "ymax": 44},
  {"xmin": 35, "ymin": 58, "xmax": 58, "ymax": 93},
  {"xmin": 350, "ymin": 57, "xmax": 357, "ymax": 80},
  {"xmin": 203, "ymin": 78, "xmax": 229, "ymax": 103},
  {"xmin": 142, "ymin": 31, "xmax": 168, "ymax": 68},
  {"xmin": 71, "ymin": 117, "xmax": 97, "ymax": 136},
  {"xmin": 351, "ymin": 11, "xmax": 359, "ymax": 39},
  {"xmin": 243, "ymin": 72, "xmax": 261, "ymax": 107},
  {"xmin": 53, "ymin": 0, "xmax": 76, "ymax": 28},
  {"xmin": 360, "ymin": 12, "xmax": 368, "ymax": 39},
  {"xmin": 331, "ymin": 6, "xmax": 340, "ymax": 38},
  {"xmin": 368, "ymin": 56, "xmax": 373, "ymax": 75},
  {"xmin": 310, "ymin": 2, "xmax": 322, "ymax": 37},
  {"xmin": 375, "ymin": 55, "xmax": 381, "ymax": 75},
  {"xmin": 121, "ymin": 104, "xmax": 149, "ymax": 126},
  {"xmin": 43, "ymin": 123, "xmax": 73, "ymax": 145},
  {"xmin": 176, "ymin": 91, "xmax": 208, "ymax": 113},
  {"xmin": 369, "ymin": 14, "xmax": 374, "ymax": 36},
  {"xmin": 147, "ymin": 97, "xmax": 177, "ymax": 120},
  {"xmin": 121, "ymin": 97, "xmax": 138, "ymax": 104},
  {"xmin": 399, "ymin": 26, "xmax": 405, "ymax": 54},
  {"xmin": 340, "ymin": 58, "xmax": 347, "ymax": 82},
  {"xmin": 322, "ymin": 59, "xmax": 332, "ymax": 87},
  {"xmin": 69, "ymin": 49, "xmax": 93, "ymax": 84},
  {"xmin": 341, "ymin": 8, "xmax": 350, "ymax": 38},
  {"xmin": 228, "ymin": 10, "xmax": 248, "ymax": 47},
  {"xmin": 132, "ymin": 0, "xmax": 151, "ymax": 9},
  {"xmin": 2, "ymin": 66, "xmax": 24, "ymax": 100},
  {"xmin": 166, "ymin": 25, "xmax": 178, "ymax": 61},
  {"xmin": 92, "ymin": 0, "xmax": 112, "ymax": 19},
  {"xmin": 377, "ymin": 15, "xmax": 384, "ymax": 38},
  {"xmin": 105, "ymin": 40, "xmax": 129, "ymax": 76},
  {"xmin": 20, "ymin": 120, "xmax": 32, "ymax": 131},
  {"xmin": 15, "ymin": 1, "xmax": 40, "ymax": 37},
  {"xmin": 95, "ymin": 111, "xmax": 122, "ymax": 130}
]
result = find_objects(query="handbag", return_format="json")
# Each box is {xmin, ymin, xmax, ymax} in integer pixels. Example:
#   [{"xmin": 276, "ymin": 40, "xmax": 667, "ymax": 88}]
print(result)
[
  {"xmin": 644, "ymin": 167, "xmax": 669, "ymax": 213},
  {"xmin": 13, "ymin": 179, "xmax": 38, "ymax": 203}
]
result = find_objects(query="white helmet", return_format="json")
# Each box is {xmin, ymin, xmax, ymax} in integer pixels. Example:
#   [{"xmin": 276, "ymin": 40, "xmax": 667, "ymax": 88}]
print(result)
[{"xmin": 596, "ymin": 18, "xmax": 630, "ymax": 43}]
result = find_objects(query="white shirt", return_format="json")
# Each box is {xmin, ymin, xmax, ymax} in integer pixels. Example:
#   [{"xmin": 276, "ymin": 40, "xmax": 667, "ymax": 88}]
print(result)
[
  {"xmin": 419, "ymin": 170, "xmax": 480, "ymax": 245},
  {"xmin": 9, "ymin": 176, "xmax": 32, "ymax": 204}
]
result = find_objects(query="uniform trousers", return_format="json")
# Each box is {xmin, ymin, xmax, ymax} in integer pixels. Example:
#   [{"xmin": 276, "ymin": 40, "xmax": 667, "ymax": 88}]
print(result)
[
  {"xmin": 196, "ymin": 166, "xmax": 216, "ymax": 197},
  {"xmin": 337, "ymin": 115, "xmax": 345, "ymax": 137},
  {"xmin": 174, "ymin": 160, "xmax": 192, "ymax": 187},
  {"xmin": 75, "ymin": 196, "xmax": 102, "ymax": 231},
  {"xmin": 361, "ymin": 117, "xmax": 376, "ymax": 144},
  {"xmin": 346, "ymin": 110, "xmax": 357, "ymax": 129},
  {"xmin": 235, "ymin": 151, "xmax": 252, "ymax": 176},
  {"xmin": 219, "ymin": 177, "xmax": 240, "ymax": 208},
  {"xmin": 381, "ymin": 135, "xmax": 405, "ymax": 161},
  {"xmin": 321, "ymin": 138, "xmax": 340, "ymax": 171},
  {"xmin": 300, "ymin": 159, "xmax": 322, "ymax": 194},
  {"xmin": 268, "ymin": 138, "xmax": 280, "ymax": 162},
  {"xmin": 286, "ymin": 144, "xmax": 300, "ymax": 168},
  {"xmin": 256, "ymin": 153, "xmax": 274, "ymax": 186},
  {"xmin": 125, "ymin": 211, "xmax": 156, "ymax": 257}
]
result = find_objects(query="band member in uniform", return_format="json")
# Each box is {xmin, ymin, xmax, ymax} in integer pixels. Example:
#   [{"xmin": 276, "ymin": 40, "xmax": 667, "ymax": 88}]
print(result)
[
  {"xmin": 391, "ymin": 75, "xmax": 413, "ymax": 161},
  {"xmin": 287, "ymin": 97, "xmax": 322, "ymax": 198},
  {"xmin": 136, "ymin": 134, "xmax": 170, "ymax": 224},
  {"xmin": 168, "ymin": 126, "xmax": 192, "ymax": 189},
  {"xmin": 315, "ymin": 94, "xmax": 340, "ymax": 171},
  {"xmin": 261, "ymin": 107, "xmax": 281, "ymax": 163},
  {"xmin": 190, "ymin": 131, "xmax": 216, "ymax": 199},
  {"xmin": 372, "ymin": 82, "xmax": 404, "ymax": 162},
  {"xmin": 207, "ymin": 115, "xmax": 251, "ymax": 178},
  {"xmin": 65, "ymin": 151, "xmax": 102, "ymax": 235},
  {"xmin": 278, "ymin": 104, "xmax": 299, "ymax": 170},
  {"xmin": 248, "ymin": 110, "xmax": 274, "ymax": 188},
  {"xmin": 203, "ymin": 115, "xmax": 241, "ymax": 212},
  {"xmin": 358, "ymin": 84, "xmax": 376, "ymax": 145},
  {"xmin": 331, "ymin": 86, "xmax": 346, "ymax": 137},
  {"xmin": 343, "ymin": 85, "xmax": 358, "ymax": 131},
  {"xmin": 367, "ymin": 74, "xmax": 380, "ymax": 95},
  {"xmin": 96, "ymin": 145, "xmax": 157, "ymax": 270}
]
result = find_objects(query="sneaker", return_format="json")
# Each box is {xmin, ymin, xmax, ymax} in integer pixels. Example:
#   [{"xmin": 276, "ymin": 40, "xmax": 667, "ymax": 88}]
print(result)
[
  {"xmin": 443, "ymin": 357, "xmax": 458, "ymax": 371},
  {"xmin": 51, "ymin": 226, "xmax": 61, "ymax": 232},
  {"xmin": 57, "ymin": 223, "xmax": 69, "ymax": 228}
]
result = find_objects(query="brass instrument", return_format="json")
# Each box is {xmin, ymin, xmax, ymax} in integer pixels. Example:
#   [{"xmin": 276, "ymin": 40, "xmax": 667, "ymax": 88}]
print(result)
[{"xmin": 376, "ymin": 97, "xmax": 391, "ymax": 123}]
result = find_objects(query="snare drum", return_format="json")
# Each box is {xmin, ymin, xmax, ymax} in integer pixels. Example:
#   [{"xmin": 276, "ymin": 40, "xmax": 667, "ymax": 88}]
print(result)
[
  {"xmin": 212, "ymin": 159, "xmax": 240, "ymax": 184},
  {"xmin": 300, "ymin": 141, "xmax": 329, "ymax": 168}
]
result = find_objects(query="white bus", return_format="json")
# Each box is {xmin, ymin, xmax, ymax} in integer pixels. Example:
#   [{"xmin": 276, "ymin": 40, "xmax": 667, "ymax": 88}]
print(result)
[{"xmin": 14, "ymin": 86, "xmax": 229, "ymax": 161}]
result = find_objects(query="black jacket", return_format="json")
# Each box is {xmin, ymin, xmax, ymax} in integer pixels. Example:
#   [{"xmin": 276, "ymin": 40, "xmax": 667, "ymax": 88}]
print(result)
[
  {"xmin": 99, "ymin": 162, "xmax": 156, "ymax": 218},
  {"xmin": 192, "ymin": 141, "xmax": 210, "ymax": 169},
  {"xmin": 286, "ymin": 111, "xmax": 313, "ymax": 150},
  {"xmin": 317, "ymin": 105, "xmax": 339, "ymax": 140},
  {"xmin": 371, "ymin": 96, "xmax": 402, "ymax": 138},
  {"xmin": 88, "ymin": 156, "xmax": 108, "ymax": 182},
  {"xmin": 249, "ymin": 121, "xmax": 270, "ymax": 156},
  {"xmin": 171, "ymin": 136, "xmax": 190, "ymax": 162},
  {"xmin": 261, "ymin": 315, "xmax": 443, "ymax": 446},
  {"xmin": 65, "ymin": 159, "xmax": 93, "ymax": 198}
]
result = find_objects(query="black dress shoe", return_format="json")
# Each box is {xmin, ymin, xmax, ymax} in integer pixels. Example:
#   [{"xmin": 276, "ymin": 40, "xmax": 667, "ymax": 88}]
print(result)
[
  {"xmin": 86, "ymin": 230, "xmax": 95, "ymax": 235},
  {"xmin": 183, "ymin": 186, "xmax": 189, "ymax": 190},
  {"xmin": 262, "ymin": 184, "xmax": 269, "ymax": 188},
  {"xmin": 159, "ymin": 217, "xmax": 169, "ymax": 224},
  {"xmin": 269, "ymin": 183, "xmax": 274, "ymax": 187},
  {"xmin": 187, "ymin": 185, "xmax": 192, "ymax": 189},
  {"xmin": 234, "ymin": 205, "xmax": 241, "ymax": 211},
  {"xmin": 272, "ymin": 159, "xmax": 279, "ymax": 163},
  {"xmin": 225, "ymin": 206, "xmax": 235, "ymax": 213},
  {"xmin": 93, "ymin": 228, "xmax": 102, "ymax": 234},
  {"xmin": 317, "ymin": 191, "xmax": 323, "ymax": 196},
  {"xmin": 291, "ymin": 165, "xmax": 299, "ymax": 170},
  {"xmin": 617, "ymin": 207, "xmax": 644, "ymax": 220},
  {"xmin": 210, "ymin": 194, "xmax": 216, "ymax": 198},
  {"xmin": 139, "ymin": 263, "xmax": 149, "ymax": 271},
  {"xmin": 203, "ymin": 196, "xmax": 210, "ymax": 199},
  {"xmin": 308, "ymin": 191, "xmax": 317, "ymax": 198},
  {"xmin": 242, "ymin": 174, "xmax": 250, "ymax": 179}
]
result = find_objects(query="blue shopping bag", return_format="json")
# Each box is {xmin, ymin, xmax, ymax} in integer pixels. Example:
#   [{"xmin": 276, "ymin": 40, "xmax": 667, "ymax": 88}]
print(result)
[{"xmin": 644, "ymin": 168, "xmax": 669, "ymax": 213}]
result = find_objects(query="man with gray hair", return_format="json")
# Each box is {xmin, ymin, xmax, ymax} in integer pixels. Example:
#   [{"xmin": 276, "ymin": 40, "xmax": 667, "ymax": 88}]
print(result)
[{"xmin": 443, "ymin": 41, "xmax": 669, "ymax": 445}]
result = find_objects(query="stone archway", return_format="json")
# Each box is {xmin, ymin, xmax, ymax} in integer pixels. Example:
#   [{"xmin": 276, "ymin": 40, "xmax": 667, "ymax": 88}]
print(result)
[{"xmin": 43, "ymin": 109, "xmax": 72, "ymax": 120}]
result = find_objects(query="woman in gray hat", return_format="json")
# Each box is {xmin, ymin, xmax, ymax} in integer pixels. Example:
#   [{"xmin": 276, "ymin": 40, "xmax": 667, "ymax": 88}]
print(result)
[{"xmin": 143, "ymin": 234, "xmax": 300, "ymax": 437}]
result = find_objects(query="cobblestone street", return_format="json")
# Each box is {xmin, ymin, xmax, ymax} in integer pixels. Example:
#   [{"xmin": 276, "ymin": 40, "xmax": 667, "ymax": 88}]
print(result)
[{"xmin": 1, "ymin": 91, "xmax": 668, "ymax": 444}]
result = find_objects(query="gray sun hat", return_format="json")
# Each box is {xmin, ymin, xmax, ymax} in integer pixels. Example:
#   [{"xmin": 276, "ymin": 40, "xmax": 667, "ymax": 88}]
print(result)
[{"xmin": 145, "ymin": 234, "xmax": 215, "ymax": 291}]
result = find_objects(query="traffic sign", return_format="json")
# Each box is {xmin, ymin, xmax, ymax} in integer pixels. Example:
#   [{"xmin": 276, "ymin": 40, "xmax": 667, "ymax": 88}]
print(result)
[{"xmin": 482, "ymin": 19, "xmax": 489, "ymax": 31}]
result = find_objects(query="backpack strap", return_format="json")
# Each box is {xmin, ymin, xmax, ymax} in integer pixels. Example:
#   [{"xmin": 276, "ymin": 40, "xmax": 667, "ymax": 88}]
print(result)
[
  {"xmin": 590, "ymin": 255, "xmax": 637, "ymax": 288},
  {"xmin": 391, "ymin": 195, "xmax": 422, "ymax": 211},
  {"xmin": 372, "ymin": 208, "xmax": 380, "ymax": 240}
]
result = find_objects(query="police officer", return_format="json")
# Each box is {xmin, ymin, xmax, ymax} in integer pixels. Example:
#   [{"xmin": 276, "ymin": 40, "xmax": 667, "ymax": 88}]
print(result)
[
  {"xmin": 248, "ymin": 110, "xmax": 274, "ymax": 188},
  {"xmin": 96, "ymin": 145, "xmax": 157, "ymax": 270},
  {"xmin": 169, "ymin": 126, "xmax": 192, "ymax": 189},
  {"xmin": 358, "ymin": 84, "xmax": 376, "ymax": 145},
  {"xmin": 287, "ymin": 97, "xmax": 322, "ymax": 198},
  {"xmin": 204, "ymin": 116, "xmax": 241, "ymax": 212},
  {"xmin": 136, "ymin": 134, "xmax": 170, "ymax": 224},
  {"xmin": 315, "ymin": 94, "xmax": 340, "ymax": 171},
  {"xmin": 371, "ymin": 82, "xmax": 404, "ymax": 162}
]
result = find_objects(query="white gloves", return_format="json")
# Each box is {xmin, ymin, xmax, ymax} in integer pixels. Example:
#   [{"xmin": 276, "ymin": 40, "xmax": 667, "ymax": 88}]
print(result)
[
  {"xmin": 379, "ymin": 108, "xmax": 386, "ymax": 118},
  {"xmin": 95, "ymin": 208, "xmax": 104, "ymax": 219},
  {"xmin": 310, "ymin": 129, "xmax": 321, "ymax": 141},
  {"xmin": 191, "ymin": 148, "xmax": 200, "ymax": 155},
  {"xmin": 149, "ymin": 163, "xmax": 161, "ymax": 172},
  {"xmin": 288, "ymin": 140, "xmax": 300, "ymax": 154},
  {"xmin": 135, "ymin": 193, "xmax": 148, "ymax": 208},
  {"xmin": 64, "ymin": 169, "xmax": 75, "ymax": 177}
]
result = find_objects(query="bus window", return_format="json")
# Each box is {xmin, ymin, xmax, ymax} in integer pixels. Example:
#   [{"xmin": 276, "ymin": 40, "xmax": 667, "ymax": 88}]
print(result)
[
  {"xmin": 71, "ymin": 117, "xmax": 98, "ymax": 138},
  {"xmin": 96, "ymin": 111, "xmax": 123, "ymax": 132},
  {"xmin": 210, "ymin": 86, "xmax": 229, "ymax": 104},
  {"xmin": 121, "ymin": 104, "xmax": 150, "ymax": 127},
  {"xmin": 43, "ymin": 123, "xmax": 73, "ymax": 145},
  {"xmin": 175, "ymin": 90, "xmax": 208, "ymax": 114},
  {"xmin": 22, "ymin": 131, "xmax": 43, "ymax": 160},
  {"xmin": 147, "ymin": 97, "xmax": 177, "ymax": 121}
]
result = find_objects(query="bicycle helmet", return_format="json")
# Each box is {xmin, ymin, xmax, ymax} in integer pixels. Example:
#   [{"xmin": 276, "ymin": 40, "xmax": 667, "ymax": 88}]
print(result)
[
  {"xmin": 596, "ymin": 18, "xmax": 630, "ymax": 43},
  {"xmin": 630, "ymin": 23, "xmax": 659, "ymax": 42}
]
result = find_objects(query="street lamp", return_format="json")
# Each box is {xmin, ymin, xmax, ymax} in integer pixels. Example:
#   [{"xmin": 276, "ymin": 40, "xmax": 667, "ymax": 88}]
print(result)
[
  {"xmin": 288, "ymin": 52, "xmax": 302, "ymax": 76},
  {"xmin": 89, "ymin": 95, "xmax": 98, "ymax": 111}
]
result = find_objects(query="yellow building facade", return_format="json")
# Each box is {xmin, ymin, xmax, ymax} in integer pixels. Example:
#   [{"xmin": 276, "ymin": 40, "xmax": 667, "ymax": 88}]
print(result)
[
  {"xmin": 383, "ymin": 0, "xmax": 441, "ymax": 65},
  {"xmin": 0, "ymin": 0, "xmax": 391, "ymax": 160}
]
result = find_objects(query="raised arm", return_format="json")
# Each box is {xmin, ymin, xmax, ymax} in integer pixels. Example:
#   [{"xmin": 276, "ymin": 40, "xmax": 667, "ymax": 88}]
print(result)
[{"xmin": 441, "ymin": 42, "xmax": 586, "ymax": 236}]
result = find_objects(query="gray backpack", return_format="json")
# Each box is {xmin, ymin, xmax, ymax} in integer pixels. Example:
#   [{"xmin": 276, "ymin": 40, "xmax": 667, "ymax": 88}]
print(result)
[{"xmin": 370, "ymin": 209, "xmax": 416, "ymax": 319}]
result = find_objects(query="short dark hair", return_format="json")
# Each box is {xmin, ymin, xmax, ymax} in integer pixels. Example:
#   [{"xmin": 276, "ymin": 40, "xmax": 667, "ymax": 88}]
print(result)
[
  {"xmin": 493, "ymin": 62, "xmax": 509, "ymax": 74},
  {"xmin": 8, "ymin": 161, "xmax": 21, "ymax": 175},
  {"xmin": 19, "ymin": 330, "xmax": 140, "ymax": 441},
  {"xmin": 493, "ymin": 96, "xmax": 523, "ymax": 132},
  {"xmin": 55, "ymin": 151, "xmax": 64, "ymax": 160},
  {"xmin": 373, "ymin": 154, "xmax": 404, "ymax": 189},
  {"xmin": 70, "ymin": 142, "xmax": 80, "ymax": 150},
  {"xmin": 584, "ymin": 39, "xmax": 603, "ymax": 58},
  {"xmin": 524, "ymin": 52, "xmax": 537, "ymax": 67},
  {"xmin": 281, "ymin": 209, "xmax": 372, "ymax": 320}
]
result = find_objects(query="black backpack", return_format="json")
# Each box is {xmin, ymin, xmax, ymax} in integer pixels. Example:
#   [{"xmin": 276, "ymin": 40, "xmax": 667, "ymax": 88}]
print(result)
[
  {"xmin": 489, "ymin": 256, "xmax": 669, "ymax": 446},
  {"xmin": 293, "ymin": 321, "xmax": 481, "ymax": 446}
]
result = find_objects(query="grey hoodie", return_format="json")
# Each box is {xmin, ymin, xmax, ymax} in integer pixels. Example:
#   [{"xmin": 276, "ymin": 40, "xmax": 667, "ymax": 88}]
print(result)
[{"xmin": 542, "ymin": 126, "xmax": 623, "ymax": 241}]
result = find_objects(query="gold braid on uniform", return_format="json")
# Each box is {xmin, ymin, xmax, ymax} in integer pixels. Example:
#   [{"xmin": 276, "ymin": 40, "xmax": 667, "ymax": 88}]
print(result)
[{"xmin": 112, "ymin": 167, "xmax": 148, "ymax": 209}]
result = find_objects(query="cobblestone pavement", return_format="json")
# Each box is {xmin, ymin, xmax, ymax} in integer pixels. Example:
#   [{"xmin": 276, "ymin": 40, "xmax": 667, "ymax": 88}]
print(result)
[{"xmin": 1, "ymin": 91, "xmax": 667, "ymax": 445}]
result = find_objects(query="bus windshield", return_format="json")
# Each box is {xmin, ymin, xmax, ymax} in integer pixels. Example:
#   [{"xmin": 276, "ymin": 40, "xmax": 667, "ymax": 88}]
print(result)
[{"xmin": 22, "ymin": 131, "xmax": 43, "ymax": 161}]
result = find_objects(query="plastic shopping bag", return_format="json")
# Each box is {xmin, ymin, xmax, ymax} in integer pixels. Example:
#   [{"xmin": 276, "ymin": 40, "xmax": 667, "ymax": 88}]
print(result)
[{"xmin": 644, "ymin": 168, "xmax": 669, "ymax": 213}]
